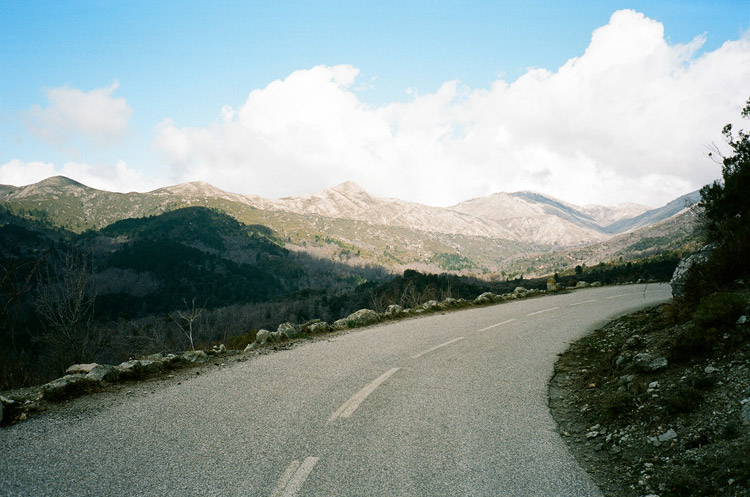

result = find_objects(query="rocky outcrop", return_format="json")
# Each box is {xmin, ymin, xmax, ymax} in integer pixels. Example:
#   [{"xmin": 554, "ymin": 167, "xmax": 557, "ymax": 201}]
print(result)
[{"xmin": 670, "ymin": 244, "xmax": 714, "ymax": 298}]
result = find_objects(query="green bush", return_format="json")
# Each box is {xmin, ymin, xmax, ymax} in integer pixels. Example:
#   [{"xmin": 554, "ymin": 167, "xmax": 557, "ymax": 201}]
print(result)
[
  {"xmin": 693, "ymin": 291, "xmax": 745, "ymax": 330},
  {"xmin": 665, "ymin": 385, "xmax": 704, "ymax": 414},
  {"xmin": 669, "ymin": 324, "xmax": 719, "ymax": 362}
]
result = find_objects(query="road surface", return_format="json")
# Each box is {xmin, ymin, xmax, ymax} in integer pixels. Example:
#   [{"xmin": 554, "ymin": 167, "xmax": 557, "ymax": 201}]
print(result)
[{"xmin": 0, "ymin": 284, "xmax": 671, "ymax": 496}]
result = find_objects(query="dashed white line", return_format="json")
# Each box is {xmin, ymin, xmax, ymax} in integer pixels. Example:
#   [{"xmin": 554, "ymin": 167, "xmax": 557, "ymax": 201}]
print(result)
[
  {"xmin": 569, "ymin": 299, "xmax": 597, "ymax": 306},
  {"xmin": 411, "ymin": 337, "xmax": 466, "ymax": 359},
  {"xmin": 527, "ymin": 307, "xmax": 559, "ymax": 316},
  {"xmin": 271, "ymin": 457, "xmax": 320, "ymax": 497},
  {"xmin": 328, "ymin": 368, "xmax": 400, "ymax": 422},
  {"xmin": 606, "ymin": 293, "xmax": 631, "ymax": 299},
  {"xmin": 478, "ymin": 318, "xmax": 516, "ymax": 332}
]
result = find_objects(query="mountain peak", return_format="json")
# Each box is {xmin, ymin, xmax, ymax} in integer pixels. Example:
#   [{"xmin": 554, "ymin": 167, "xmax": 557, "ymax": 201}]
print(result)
[
  {"xmin": 330, "ymin": 181, "xmax": 368, "ymax": 195},
  {"xmin": 154, "ymin": 181, "xmax": 228, "ymax": 197},
  {"xmin": 36, "ymin": 176, "xmax": 86, "ymax": 189}
]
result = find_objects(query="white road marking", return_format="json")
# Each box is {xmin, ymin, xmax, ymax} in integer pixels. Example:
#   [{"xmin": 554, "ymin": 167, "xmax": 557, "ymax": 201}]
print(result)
[
  {"xmin": 569, "ymin": 299, "xmax": 597, "ymax": 306},
  {"xmin": 527, "ymin": 307, "xmax": 559, "ymax": 316},
  {"xmin": 411, "ymin": 337, "xmax": 466, "ymax": 359},
  {"xmin": 328, "ymin": 368, "xmax": 400, "ymax": 422},
  {"xmin": 478, "ymin": 318, "xmax": 516, "ymax": 332},
  {"xmin": 606, "ymin": 293, "xmax": 631, "ymax": 299},
  {"xmin": 271, "ymin": 457, "xmax": 319, "ymax": 497}
]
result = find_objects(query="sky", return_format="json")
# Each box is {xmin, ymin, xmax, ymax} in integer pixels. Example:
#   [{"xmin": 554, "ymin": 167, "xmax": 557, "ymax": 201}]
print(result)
[{"xmin": 1, "ymin": 1, "xmax": 749, "ymax": 208}]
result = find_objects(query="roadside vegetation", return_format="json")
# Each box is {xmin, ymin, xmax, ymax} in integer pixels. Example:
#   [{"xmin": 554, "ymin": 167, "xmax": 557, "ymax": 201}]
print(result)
[{"xmin": 550, "ymin": 99, "xmax": 750, "ymax": 496}]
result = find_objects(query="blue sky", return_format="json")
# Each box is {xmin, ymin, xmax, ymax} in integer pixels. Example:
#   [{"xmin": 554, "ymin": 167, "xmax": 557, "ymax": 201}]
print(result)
[{"xmin": 1, "ymin": 1, "xmax": 749, "ymax": 207}]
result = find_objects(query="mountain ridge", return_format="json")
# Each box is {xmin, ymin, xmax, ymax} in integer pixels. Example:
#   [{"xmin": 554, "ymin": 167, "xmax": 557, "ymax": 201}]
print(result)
[{"xmin": 0, "ymin": 176, "xmax": 700, "ymax": 276}]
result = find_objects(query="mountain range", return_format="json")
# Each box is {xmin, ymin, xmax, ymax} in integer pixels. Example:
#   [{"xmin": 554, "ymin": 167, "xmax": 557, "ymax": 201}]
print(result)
[{"xmin": 0, "ymin": 176, "xmax": 701, "ymax": 276}]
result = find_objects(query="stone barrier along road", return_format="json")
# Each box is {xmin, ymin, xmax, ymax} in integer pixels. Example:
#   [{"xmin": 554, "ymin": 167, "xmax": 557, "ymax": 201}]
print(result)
[{"xmin": 0, "ymin": 284, "xmax": 672, "ymax": 496}]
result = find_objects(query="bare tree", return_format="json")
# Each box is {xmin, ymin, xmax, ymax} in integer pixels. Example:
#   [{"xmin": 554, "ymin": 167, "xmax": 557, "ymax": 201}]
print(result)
[
  {"xmin": 1, "ymin": 254, "xmax": 46, "ymax": 352},
  {"xmin": 35, "ymin": 250, "xmax": 104, "ymax": 369},
  {"xmin": 170, "ymin": 298, "xmax": 205, "ymax": 351}
]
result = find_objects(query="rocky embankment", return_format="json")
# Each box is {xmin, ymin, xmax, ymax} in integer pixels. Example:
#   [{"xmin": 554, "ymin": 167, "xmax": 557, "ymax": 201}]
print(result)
[{"xmin": 550, "ymin": 299, "xmax": 750, "ymax": 496}]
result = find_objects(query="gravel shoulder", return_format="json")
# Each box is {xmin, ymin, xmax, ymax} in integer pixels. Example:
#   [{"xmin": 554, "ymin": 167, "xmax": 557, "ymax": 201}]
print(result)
[{"xmin": 549, "ymin": 302, "xmax": 750, "ymax": 497}]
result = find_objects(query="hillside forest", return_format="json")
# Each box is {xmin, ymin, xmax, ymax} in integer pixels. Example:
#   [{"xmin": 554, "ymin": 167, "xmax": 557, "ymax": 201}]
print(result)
[{"xmin": 0, "ymin": 199, "xmax": 683, "ymax": 389}]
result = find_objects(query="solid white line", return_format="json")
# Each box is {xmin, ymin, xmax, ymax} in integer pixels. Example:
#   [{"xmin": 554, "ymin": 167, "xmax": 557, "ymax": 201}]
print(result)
[
  {"xmin": 606, "ymin": 293, "xmax": 631, "ymax": 299},
  {"xmin": 328, "ymin": 368, "xmax": 400, "ymax": 422},
  {"xmin": 412, "ymin": 337, "xmax": 466, "ymax": 359},
  {"xmin": 527, "ymin": 307, "xmax": 559, "ymax": 316},
  {"xmin": 569, "ymin": 299, "xmax": 597, "ymax": 306},
  {"xmin": 271, "ymin": 457, "xmax": 320, "ymax": 497},
  {"xmin": 478, "ymin": 318, "xmax": 516, "ymax": 332}
]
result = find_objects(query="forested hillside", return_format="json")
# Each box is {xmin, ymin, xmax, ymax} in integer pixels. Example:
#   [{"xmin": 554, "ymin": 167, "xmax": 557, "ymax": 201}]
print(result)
[{"xmin": 0, "ymin": 203, "xmax": 680, "ymax": 389}]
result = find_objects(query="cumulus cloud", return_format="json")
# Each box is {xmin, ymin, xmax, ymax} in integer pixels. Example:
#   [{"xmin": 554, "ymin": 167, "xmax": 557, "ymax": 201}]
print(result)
[
  {"xmin": 0, "ymin": 159, "xmax": 156, "ymax": 193},
  {"xmin": 153, "ymin": 10, "xmax": 750, "ymax": 207},
  {"xmin": 23, "ymin": 82, "xmax": 132, "ymax": 146}
]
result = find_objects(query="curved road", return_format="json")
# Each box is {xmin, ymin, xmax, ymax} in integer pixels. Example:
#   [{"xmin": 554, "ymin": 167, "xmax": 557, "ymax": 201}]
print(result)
[{"xmin": 1, "ymin": 284, "xmax": 671, "ymax": 496}]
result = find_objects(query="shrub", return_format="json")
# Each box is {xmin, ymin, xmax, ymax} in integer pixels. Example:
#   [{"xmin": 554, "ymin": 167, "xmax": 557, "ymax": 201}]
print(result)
[
  {"xmin": 693, "ymin": 291, "xmax": 746, "ymax": 331},
  {"xmin": 669, "ymin": 324, "xmax": 719, "ymax": 362},
  {"xmin": 665, "ymin": 385, "xmax": 703, "ymax": 414},
  {"xmin": 601, "ymin": 391, "xmax": 636, "ymax": 420}
]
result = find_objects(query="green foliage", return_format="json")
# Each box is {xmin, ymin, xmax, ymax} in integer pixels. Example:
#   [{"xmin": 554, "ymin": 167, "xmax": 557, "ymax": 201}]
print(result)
[
  {"xmin": 430, "ymin": 252, "xmax": 474, "ymax": 271},
  {"xmin": 669, "ymin": 323, "xmax": 719, "ymax": 363},
  {"xmin": 693, "ymin": 291, "xmax": 745, "ymax": 331},
  {"xmin": 664, "ymin": 385, "xmax": 703, "ymax": 414},
  {"xmin": 694, "ymin": 98, "xmax": 750, "ymax": 294},
  {"xmin": 557, "ymin": 255, "xmax": 680, "ymax": 286}
]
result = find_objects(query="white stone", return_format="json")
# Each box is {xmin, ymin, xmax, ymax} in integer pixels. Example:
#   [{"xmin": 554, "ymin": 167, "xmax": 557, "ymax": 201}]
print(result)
[
  {"xmin": 657, "ymin": 429, "xmax": 677, "ymax": 442},
  {"xmin": 255, "ymin": 329, "xmax": 271, "ymax": 343}
]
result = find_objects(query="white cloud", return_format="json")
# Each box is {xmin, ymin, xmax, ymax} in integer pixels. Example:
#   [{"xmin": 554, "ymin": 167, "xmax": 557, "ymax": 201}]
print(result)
[
  {"xmin": 153, "ymin": 10, "xmax": 750, "ymax": 207},
  {"xmin": 23, "ymin": 82, "xmax": 132, "ymax": 146},
  {"xmin": 0, "ymin": 159, "xmax": 57, "ymax": 186},
  {"xmin": 0, "ymin": 159, "xmax": 156, "ymax": 193}
]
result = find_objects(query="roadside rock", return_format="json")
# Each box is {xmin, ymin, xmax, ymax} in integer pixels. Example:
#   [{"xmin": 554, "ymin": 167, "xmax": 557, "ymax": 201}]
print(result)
[
  {"xmin": 255, "ymin": 329, "xmax": 271, "ymax": 344},
  {"xmin": 181, "ymin": 351, "xmax": 209, "ymax": 364},
  {"xmin": 475, "ymin": 292, "xmax": 495, "ymax": 304},
  {"xmin": 384, "ymin": 304, "xmax": 403, "ymax": 316},
  {"xmin": 333, "ymin": 319, "xmax": 349, "ymax": 330},
  {"xmin": 65, "ymin": 363, "xmax": 99, "ymax": 375},
  {"xmin": 741, "ymin": 400, "xmax": 750, "ymax": 426},
  {"xmin": 633, "ymin": 353, "xmax": 668, "ymax": 372},
  {"xmin": 277, "ymin": 322, "xmax": 300, "ymax": 338},
  {"xmin": 84, "ymin": 364, "xmax": 120, "ymax": 383},
  {"xmin": 576, "ymin": 281, "xmax": 590, "ymax": 288},
  {"xmin": 42, "ymin": 375, "xmax": 91, "ymax": 400},
  {"xmin": 658, "ymin": 428, "xmax": 677, "ymax": 442},
  {"xmin": 421, "ymin": 300, "xmax": 439, "ymax": 311},
  {"xmin": 670, "ymin": 244, "xmax": 714, "ymax": 298},
  {"xmin": 343, "ymin": 309, "xmax": 380, "ymax": 326},
  {"xmin": 307, "ymin": 321, "xmax": 330, "ymax": 334}
]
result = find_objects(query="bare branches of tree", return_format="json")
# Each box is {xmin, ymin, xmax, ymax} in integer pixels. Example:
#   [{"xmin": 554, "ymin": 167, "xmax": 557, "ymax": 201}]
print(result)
[
  {"xmin": 169, "ymin": 297, "xmax": 205, "ymax": 351},
  {"xmin": 35, "ymin": 250, "xmax": 105, "ymax": 370},
  {"xmin": 1, "ymin": 254, "xmax": 46, "ymax": 352}
]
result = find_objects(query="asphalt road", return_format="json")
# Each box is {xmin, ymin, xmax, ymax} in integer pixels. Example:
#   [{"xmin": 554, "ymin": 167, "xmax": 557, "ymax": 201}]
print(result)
[{"xmin": 0, "ymin": 284, "xmax": 672, "ymax": 496}]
